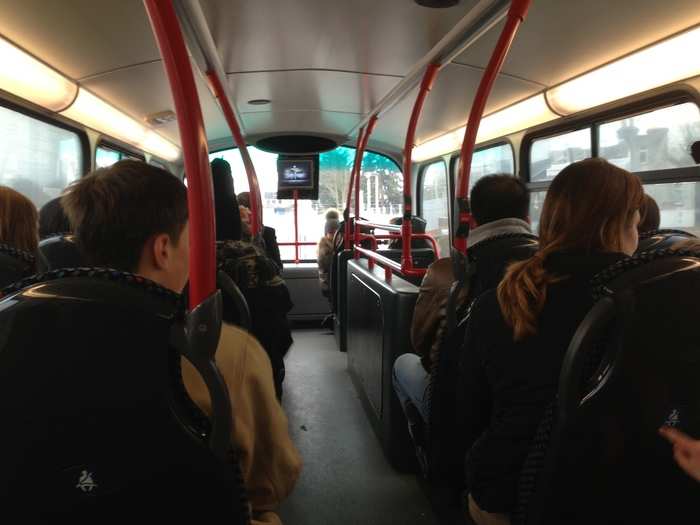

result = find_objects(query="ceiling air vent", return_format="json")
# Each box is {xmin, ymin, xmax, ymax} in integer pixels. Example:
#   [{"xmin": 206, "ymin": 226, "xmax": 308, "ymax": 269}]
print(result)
[{"xmin": 145, "ymin": 110, "xmax": 177, "ymax": 127}]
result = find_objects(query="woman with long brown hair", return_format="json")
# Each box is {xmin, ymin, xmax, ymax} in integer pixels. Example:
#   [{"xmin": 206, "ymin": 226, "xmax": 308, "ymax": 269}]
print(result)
[
  {"xmin": 458, "ymin": 158, "xmax": 642, "ymax": 525},
  {"xmin": 0, "ymin": 185, "xmax": 38, "ymax": 254}
]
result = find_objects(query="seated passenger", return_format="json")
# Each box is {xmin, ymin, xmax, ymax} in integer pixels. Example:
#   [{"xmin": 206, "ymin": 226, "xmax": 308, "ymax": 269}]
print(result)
[
  {"xmin": 0, "ymin": 185, "xmax": 38, "ymax": 284},
  {"xmin": 393, "ymin": 174, "xmax": 533, "ymax": 424},
  {"xmin": 61, "ymin": 160, "xmax": 301, "ymax": 525},
  {"xmin": 212, "ymin": 160, "xmax": 293, "ymax": 400},
  {"xmin": 638, "ymin": 193, "xmax": 660, "ymax": 234},
  {"xmin": 317, "ymin": 208, "xmax": 340, "ymax": 300},
  {"xmin": 238, "ymin": 191, "xmax": 283, "ymax": 270},
  {"xmin": 386, "ymin": 215, "xmax": 430, "ymax": 250},
  {"xmin": 38, "ymin": 196, "xmax": 71, "ymax": 238},
  {"xmin": 458, "ymin": 158, "xmax": 642, "ymax": 525}
]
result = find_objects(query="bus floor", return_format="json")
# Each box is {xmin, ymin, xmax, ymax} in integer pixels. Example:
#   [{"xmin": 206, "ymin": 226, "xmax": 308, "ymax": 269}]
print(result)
[{"xmin": 278, "ymin": 327, "xmax": 467, "ymax": 525}]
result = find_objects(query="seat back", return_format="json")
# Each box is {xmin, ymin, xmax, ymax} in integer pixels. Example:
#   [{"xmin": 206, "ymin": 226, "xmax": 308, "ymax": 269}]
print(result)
[
  {"xmin": 0, "ymin": 244, "xmax": 35, "ymax": 288},
  {"xmin": 425, "ymin": 233, "xmax": 538, "ymax": 485},
  {"xmin": 521, "ymin": 249, "xmax": 700, "ymax": 525},
  {"xmin": 0, "ymin": 269, "xmax": 249, "ymax": 522},
  {"xmin": 38, "ymin": 234, "xmax": 83, "ymax": 271},
  {"xmin": 636, "ymin": 228, "xmax": 696, "ymax": 253}
]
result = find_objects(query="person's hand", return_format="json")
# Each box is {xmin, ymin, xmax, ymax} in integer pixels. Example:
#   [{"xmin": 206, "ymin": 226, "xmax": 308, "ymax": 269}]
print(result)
[{"xmin": 660, "ymin": 426, "xmax": 700, "ymax": 481}]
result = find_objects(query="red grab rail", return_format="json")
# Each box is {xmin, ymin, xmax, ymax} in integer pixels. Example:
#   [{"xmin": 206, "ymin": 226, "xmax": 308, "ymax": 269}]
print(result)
[
  {"xmin": 343, "ymin": 126, "xmax": 366, "ymax": 249},
  {"xmin": 206, "ymin": 71, "xmax": 263, "ymax": 237},
  {"xmin": 144, "ymin": 0, "xmax": 215, "ymax": 309},
  {"xmin": 453, "ymin": 0, "xmax": 532, "ymax": 255},
  {"xmin": 401, "ymin": 63, "xmax": 440, "ymax": 272},
  {"xmin": 352, "ymin": 115, "xmax": 378, "ymax": 256}
]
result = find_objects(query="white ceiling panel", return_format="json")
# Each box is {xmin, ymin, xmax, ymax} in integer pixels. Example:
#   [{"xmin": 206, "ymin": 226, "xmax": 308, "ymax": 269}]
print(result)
[{"xmin": 455, "ymin": 0, "xmax": 700, "ymax": 87}]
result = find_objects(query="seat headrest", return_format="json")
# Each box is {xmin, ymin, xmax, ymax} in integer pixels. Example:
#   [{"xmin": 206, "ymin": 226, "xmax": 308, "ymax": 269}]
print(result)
[
  {"xmin": 1, "ymin": 267, "xmax": 182, "ymax": 319},
  {"xmin": 38, "ymin": 234, "xmax": 83, "ymax": 271},
  {"xmin": 636, "ymin": 228, "xmax": 697, "ymax": 253},
  {"xmin": 0, "ymin": 243, "xmax": 36, "ymax": 289}
]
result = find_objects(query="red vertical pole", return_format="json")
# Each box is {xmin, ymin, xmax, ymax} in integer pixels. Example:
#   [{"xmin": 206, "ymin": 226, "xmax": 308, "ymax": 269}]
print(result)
[
  {"xmin": 144, "ymin": 0, "xmax": 215, "ymax": 309},
  {"xmin": 353, "ymin": 115, "xmax": 378, "ymax": 258},
  {"xmin": 344, "ymin": 126, "xmax": 365, "ymax": 250},
  {"xmin": 454, "ymin": 0, "xmax": 532, "ymax": 255},
  {"xmin": 402, "ymin": 63, "xmax": 440, "ymax": 273},
  {"xmin": 293, "ymin": 189, "xmax": 300, "ymax": 263},
  {"xmin": 206, "ymin": 71, "xmax": 262, "ymax": 237}
]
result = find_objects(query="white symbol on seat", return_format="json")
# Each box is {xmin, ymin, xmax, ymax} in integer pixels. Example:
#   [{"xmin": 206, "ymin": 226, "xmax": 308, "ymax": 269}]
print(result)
[
  {"xmin": 664, "ymin": 409, "xmax": 681, "ymax": 427},
  {"xmin": 76, "ymin": 470, "xmax": 98, "ymax": 493}
]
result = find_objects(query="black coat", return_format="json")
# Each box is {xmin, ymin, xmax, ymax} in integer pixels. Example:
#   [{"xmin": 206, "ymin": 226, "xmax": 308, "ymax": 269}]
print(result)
[
  {"xmin": 261, "ymin": 226, "xmax": 283, "ymax": 270},
  {"xmin": 458, "ymin": 251, "xmax": 626, "ymax": 514}
]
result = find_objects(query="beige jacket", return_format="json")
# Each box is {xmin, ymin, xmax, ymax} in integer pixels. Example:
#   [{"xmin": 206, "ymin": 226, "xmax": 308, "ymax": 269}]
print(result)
[{"xmin": 182, "ymin": 324, "xmax": 302, "ymax": 525}]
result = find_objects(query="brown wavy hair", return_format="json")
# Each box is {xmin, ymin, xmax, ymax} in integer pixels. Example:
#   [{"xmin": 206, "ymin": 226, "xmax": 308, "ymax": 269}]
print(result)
[
  {"xmin": 497, "ymin": 158, "xmax": 643, "ymax": 341},
  {"xmin": 0, "ymin": 186, "xmax": 38, "ymax": 253}
]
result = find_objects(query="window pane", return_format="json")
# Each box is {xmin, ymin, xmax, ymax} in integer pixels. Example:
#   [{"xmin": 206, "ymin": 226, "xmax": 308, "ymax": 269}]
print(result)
[
  {"xmin": 0, "ymin": 105, "xmax": 83, "ymax": 208},
  {"xmin": 96, "ymin": 146, "xmax": 121, "ymax": 168},
  {"xmin": 421, "ymin": 161, "xmax": 449, "ymax": 256},
  {"xmin": 599, "ymin": 103, "xmax": 700, "ymax": 172},
  {"xmin": 530, "ymin": 128, "xmax": 591, "ymax": 182},
  {"xmin": 529, "ymin": 190, "xmax": 547, "ymax": 234},
  {"xmin": 453, "ymin": 143, "xmax": 515, "ymax": 194},
  {"xmin": 209, "ymin": 146, "xmax": 401, "ymax": 261},
  {"xmin": 644, "ymin": 182, "xmax": 700, "ymax": 236}
]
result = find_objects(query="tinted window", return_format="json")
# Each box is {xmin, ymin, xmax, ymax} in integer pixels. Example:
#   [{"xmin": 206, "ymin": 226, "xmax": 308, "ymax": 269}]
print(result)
[
  {"xmin": 421, "ymin": 161, "xmax": 449, "ymax": 256},
  {"xmin": 529, "ymin": 190, "xmax": 547, "ymax": 234},
  {"xmin": 0, "ymin": 105, "xmax": 83, "ymax": 208},
  {"xmin": 530, "ymin": 128, "xmax": 591, "ymax": 181},
  {"xmin": 96, "ymin": 145, "xmax": 142, "ymax": 168},
  {"xmin": 209, "ymin": 146, "xmax": 402, "ymax": 261},
  {"xmin": 453, "ymin": 143, "xmax": 515, "ymax": 193},
  {"xmin": 599, "ymin": 103, "xmax": 700, "ymax": 172}
]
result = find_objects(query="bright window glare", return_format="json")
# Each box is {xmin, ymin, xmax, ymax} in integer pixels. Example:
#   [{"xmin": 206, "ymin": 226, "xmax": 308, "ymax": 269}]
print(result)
[
  {"xmin": 0, "ymin": 105, "xmax": 82, "ymax": 208},
  {"xmin": 209, "ymin": 146, "xmax": 402, "ymax": 261}
]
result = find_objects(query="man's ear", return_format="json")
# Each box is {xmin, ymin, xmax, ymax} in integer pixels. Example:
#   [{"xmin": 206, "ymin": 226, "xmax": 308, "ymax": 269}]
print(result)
[{"xmin": 151, "ymin": 233, "xmax": 172, "ymax": 271}]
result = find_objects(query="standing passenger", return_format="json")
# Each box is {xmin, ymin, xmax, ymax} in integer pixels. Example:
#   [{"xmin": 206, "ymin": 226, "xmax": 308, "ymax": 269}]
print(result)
[
  {"xmin": 459, "ymin": 159, "xmax": 642, "ymax": 525},
  {"xmin": 61, "ymin": 161, "xmax": 301, "ymax": 525}
]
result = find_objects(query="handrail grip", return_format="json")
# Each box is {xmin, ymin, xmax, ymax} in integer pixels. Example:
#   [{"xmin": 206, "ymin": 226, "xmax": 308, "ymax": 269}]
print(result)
[{"xmin": 356, "ymin": 220, "xmax": 401, "ymax": 233}]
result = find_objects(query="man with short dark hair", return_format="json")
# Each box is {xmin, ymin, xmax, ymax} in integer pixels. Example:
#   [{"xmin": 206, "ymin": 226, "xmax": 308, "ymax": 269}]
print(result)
[
  {"xmin": 393, "ymin": 174, "xmax": 533, "ymax": 424},
  {"xmin": 62, "ymin": 160, "xmax": 301, "ymax": 525},
  {"xmin": 691, "ymin": 141, "xmax": 700, "ymax": 164}
]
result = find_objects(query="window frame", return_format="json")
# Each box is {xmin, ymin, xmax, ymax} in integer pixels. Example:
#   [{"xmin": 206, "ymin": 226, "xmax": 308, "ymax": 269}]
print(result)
[
  {"xmin": 96, "ymin": 141, "xmax": 145, "ymax": 165},
  {"xmin": 0, "ymin": 97, "xmax": 91, "ymax": 177},
  {"xmin": 521, "ymin": 90, "xmax": 700, "ymax": 189}
]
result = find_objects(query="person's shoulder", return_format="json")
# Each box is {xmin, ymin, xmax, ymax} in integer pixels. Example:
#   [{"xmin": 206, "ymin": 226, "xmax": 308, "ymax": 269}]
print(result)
[
  {"xmin": 467, "ymin": 288, "xmax": 503, "ymax": 328},
  {"xmin": 219, "ymin": 323, "xmax": 273, "ymax": 371}
]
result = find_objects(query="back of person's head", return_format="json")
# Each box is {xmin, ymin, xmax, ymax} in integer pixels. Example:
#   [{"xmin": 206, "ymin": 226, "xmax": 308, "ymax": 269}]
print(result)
[
  {"xmin": 497, "ymin": 158, "xmax": 643, "ymax": 341},
  {"xmin": 0, "ymin": 185, "xmax": 38, "ymax": 253},
  {"xmin": 691, "ymin": 141, "xmax": 700, "ymax": 164},
  {"xmin": 237, "ymin": 191, "xmax": 251, "ymax": 209},
  {"xmin": 210, "ymin": 158, "xmax": 242, "ymax": 241},
  {"xmin": 324, "ymin": 208, "xmax": 340, "ymax": 236},
  {"xmin": 470, "ymin": 174, "xmax": 529, "ymax": 225},
  {"xmin": 38, "ymin": 196, "xmax": 71, "ymax": 238},
  {"xmin": 638, "ymin": 193, "xmax": 660, "ymax": 233},
  {"xmin": 62, "ymin": 160, "xmax": 188, "ymax": 273}
]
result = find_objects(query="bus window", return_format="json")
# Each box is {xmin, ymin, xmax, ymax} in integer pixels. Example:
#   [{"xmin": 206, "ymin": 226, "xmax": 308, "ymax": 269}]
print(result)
[
  {"xmin": 644, "ymin": 182, "xmax": 700, "ymax": 236},
  {"xmin": 420, "ymin": 161, "xmax": 449, "ymax": 256},
  {"xmin": 530, "ymin": 128, "xmax": 591, "ymax": 182},
  {"xmin": 452, "ymin": 143, "xmax": 515, "ymax": 193},
  {"xmin": 96, "ymin": 145, "xmax": 143, "ymax": 168},
  {"xmin": 599, "ymin": 103, "xmax": 700, "ymax": 172},
  {"xmin": 209, "ymin": 146, "xmax": 402, "ymax": 262},
  {"xmin": 0, "ymin": 105, "xmax": 83, "ymax": 208},
  {"xmin": 529, "ymin": 190, "xmax": 546, "ymax": 234}
]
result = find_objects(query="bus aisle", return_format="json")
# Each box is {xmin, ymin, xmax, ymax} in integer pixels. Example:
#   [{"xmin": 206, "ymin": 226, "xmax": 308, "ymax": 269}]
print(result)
[{"xmin": 280, "ymin": 328, "xmax": 437, "ymax": 525}]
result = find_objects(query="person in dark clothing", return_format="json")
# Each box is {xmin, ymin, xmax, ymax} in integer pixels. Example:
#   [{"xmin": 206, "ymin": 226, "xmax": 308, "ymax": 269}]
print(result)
[
  {"xmin": 691, "ymin": 140, "xmax": 700, "ymax": 164},
  {"xmin": 238, "ymin": 191, "xmax": 283, "ymax": 270},
  {"xmin": 459, "ymin": 159, "xmax": 643, "ymax": 525},
  {"xmin": 394, "ymin": 174, "xmax": 533, "ymax": 423},
  {"xmin": 38, "ymin": 196, "xmax": 71, "ymax": 238},
  {"xmin": 211, "ymin": 164, "xmax": 293, "ymax": 399},
  {"xmin": 211, "ymin": 158, "xmax": 242, "ymax": 242},
  {"xmin": 638, "ymin": 193, "xmax": 660, "ymax": 233}
]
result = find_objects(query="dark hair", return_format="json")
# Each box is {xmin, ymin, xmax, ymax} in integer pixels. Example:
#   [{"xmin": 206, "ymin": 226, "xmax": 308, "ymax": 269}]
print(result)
[
  {"xmin": 470, "ymin": 174, "xmax": 529, "ymax": 225},
  {"xmin": 498, "ymin": 158, "xmax": 643, "ymax": 341},
  {"xmin": 211, "ymin": 158, "xmax": 242, "ymax": 241},
  {"xmin": 691, "ymin": 141, "xmax": 700, "ymax": 164},
  {"xmin": 638, "ymin": 193, "xmax": 660, "ymax": 233},
  {"xmin": 0, "ymin": 186, "xmax": 38, "ymax": 253},
  {"xmin": 39, "ymin": 197, "xmax": 71, "ymax": 238},
  {"xmin": 62, "ymin": 160, "xmax": 188, "ymax": 272}
]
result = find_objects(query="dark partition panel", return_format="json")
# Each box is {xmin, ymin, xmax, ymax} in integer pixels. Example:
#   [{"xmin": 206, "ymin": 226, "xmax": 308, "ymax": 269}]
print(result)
[
  {"xmin": 346, "ymin": 259, "xmax": 419, "ymax": 470},
  {"xmin": 333, "ymin": 250, "xmax": 354, "ymax": 351}
]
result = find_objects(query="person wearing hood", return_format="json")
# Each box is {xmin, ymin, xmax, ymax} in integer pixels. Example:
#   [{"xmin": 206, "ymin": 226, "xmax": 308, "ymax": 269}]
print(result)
[{"xmin": 317, "ymin": 208, "xmax": 340, "ymax": 300}]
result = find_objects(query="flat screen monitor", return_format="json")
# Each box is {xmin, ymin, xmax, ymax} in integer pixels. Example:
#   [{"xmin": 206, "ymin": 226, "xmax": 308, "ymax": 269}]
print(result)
[{"xmin": 277, "ymin": 155, "xmax": 319, "ymax": 199}]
